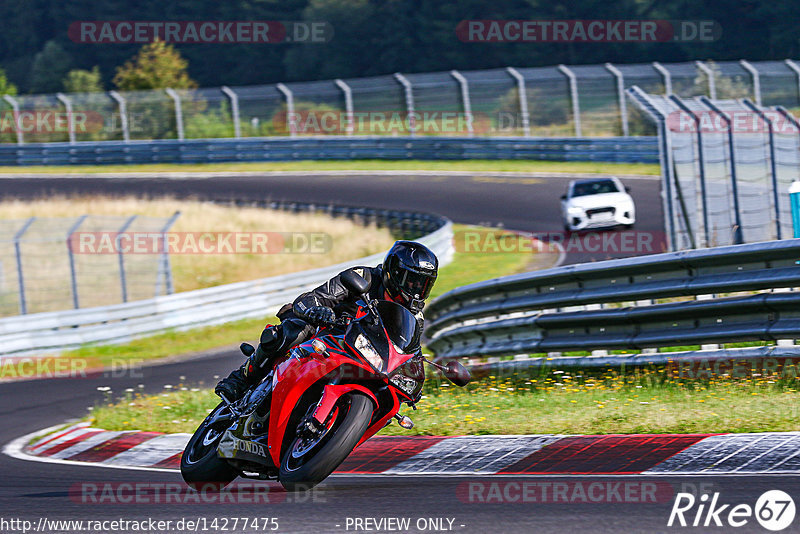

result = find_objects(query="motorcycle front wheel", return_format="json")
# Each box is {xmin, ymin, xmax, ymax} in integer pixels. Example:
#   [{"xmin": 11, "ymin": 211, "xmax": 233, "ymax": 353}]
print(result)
[
  {"xmin": 279, "ymin": 392, "xmax": 373, "ymax": 491},
  {"xmin": 180, "ymin": 402, "xmax": 238, "ymax": 491}
]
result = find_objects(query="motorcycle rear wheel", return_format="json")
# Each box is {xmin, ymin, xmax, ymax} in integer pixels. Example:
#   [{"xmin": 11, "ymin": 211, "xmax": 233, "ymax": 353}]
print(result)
[
  {"xmin": 279, "ymin": 392, "xmax": 373, "ymax": 491},
  {"xmin": 180, "ymin": 402, "xmax": 238, "ymax": 491}
]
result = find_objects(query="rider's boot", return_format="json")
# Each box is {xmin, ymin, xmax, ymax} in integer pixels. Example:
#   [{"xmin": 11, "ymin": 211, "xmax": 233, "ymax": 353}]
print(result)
[{"xmin": 215, "ymin": 325, "xmax": 282, "ymax": 401}]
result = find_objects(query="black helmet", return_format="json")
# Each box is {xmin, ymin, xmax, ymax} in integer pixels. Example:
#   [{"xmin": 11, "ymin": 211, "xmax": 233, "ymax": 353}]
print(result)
[{"xmin": 382, "ymin": 240, "xmax": 438, "ymax": 313}]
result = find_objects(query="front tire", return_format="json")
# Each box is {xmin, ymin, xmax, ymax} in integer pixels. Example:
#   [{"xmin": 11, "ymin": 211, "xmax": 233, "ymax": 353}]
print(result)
[
  {"xmin": 181, "ymin": 402, "xmax": 238, "ymax": 491},
  {"xmin": 279, "ymin": 393, "xmax": 373, "ymax": 491}
]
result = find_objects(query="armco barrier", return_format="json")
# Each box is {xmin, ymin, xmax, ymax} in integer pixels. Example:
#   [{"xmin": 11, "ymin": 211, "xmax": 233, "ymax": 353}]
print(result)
[
  {"xmin": 0, "ymin": 206, "xmax": 452, "ymax": 358},
  {"xmin": 426, "ymin": 239, "xmax": 800, "ymax": 363},
  {"xmin": 0, "ymin": 136, "xmax": 658, "ymax": 166}
]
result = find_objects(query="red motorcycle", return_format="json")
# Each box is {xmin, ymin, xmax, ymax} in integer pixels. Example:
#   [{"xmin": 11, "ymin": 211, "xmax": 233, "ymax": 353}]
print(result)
[{"xmin": 181, "ymin": 271, "xmax": 471, "ymax": 491}]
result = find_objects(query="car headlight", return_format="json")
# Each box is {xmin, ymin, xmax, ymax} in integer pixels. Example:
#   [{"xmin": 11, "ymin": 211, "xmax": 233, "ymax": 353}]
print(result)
[
  {"xmin": 567, "ymin": 206, "xmax": 584, "ymax": 215},
  {"xmin": 355, "ymin": 334, "xmax": 384, "ymax": 372}
]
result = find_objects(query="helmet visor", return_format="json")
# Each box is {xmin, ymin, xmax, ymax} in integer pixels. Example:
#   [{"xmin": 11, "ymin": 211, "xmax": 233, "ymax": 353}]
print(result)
[{"xmin": 397, "ymin": 269, "xmax": 435, "ymax": 301}]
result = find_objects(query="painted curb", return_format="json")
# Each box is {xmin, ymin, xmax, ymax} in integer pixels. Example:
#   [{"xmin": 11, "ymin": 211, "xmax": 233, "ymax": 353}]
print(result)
[{"xmin": 10, "ymin": 424, "xmax": 800, "ymax": 476}]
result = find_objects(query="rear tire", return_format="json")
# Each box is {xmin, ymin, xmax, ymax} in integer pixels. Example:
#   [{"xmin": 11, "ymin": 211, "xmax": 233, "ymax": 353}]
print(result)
[
  {"xmin": 279, "ymin": 393, "xmax": 373, "ymax": 491},
  {"xmin": 181, "ymin": 402, "xmax": 238, "ymax": 491}
]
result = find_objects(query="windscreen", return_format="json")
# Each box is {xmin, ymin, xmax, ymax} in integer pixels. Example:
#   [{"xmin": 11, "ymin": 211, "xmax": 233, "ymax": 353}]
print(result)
[
  {"xmin": 375, "ymin": 300, "xmax": 421, "ymax": 353},
  {"xmin": 572, "ymin": 179, "xmax": 619, "ymax": 196}
]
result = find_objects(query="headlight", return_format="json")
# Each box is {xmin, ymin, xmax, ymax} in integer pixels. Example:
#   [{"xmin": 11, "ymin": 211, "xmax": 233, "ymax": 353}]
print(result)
[
  {"xmin": 355, "ymin": 334, "xmax": 384, "ymax": 372},
  {"xmin": 567, "ymin": 206, "xmax": 584, "ymax": 215}
]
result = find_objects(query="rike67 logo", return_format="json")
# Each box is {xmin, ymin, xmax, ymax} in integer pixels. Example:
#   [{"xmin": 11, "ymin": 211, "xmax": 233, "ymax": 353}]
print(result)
[{"xmin": 669, "ymin": 490, "xmax": 795, "ymax": 530}]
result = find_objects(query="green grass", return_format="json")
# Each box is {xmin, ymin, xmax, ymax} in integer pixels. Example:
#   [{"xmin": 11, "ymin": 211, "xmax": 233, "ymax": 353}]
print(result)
[
  {"xmin": 3, "ymin": 224, "xmax": 543, "ymax": 379},
  {"xmin": 430, "ymin": 226, "xmax": 549, "ymax": 299},
  {"xmin": 0, "ymin": 159, "xmax": 659, "ymax": 176},
  {"xmin": 89, "ymin": 368, "xmax": 800, "ymax": 435}
]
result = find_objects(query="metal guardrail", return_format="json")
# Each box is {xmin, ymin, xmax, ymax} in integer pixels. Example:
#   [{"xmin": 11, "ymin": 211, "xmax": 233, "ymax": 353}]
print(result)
[
  {"xmin": 426, "ymin": 239, "xmax": 800, "ymax": 362},
  {"xmin": 0, "ymin": 206, "xmax": 452, "ymax": 358},
  {"xmin": 0, "ymin": 136, "xmax": 659, "ymax": 166}
]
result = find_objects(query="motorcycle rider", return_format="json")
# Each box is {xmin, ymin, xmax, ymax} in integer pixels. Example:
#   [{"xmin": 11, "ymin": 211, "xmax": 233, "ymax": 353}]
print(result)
[{"xmin": 215, "ymin": 240, "xmax": 439, "ymax": 401}]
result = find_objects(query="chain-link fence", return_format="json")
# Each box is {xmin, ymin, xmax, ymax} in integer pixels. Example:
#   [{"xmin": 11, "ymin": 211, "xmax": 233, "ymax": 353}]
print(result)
[
  {"xmin": 628, "ymin": 86, "xmax": 800, "ymax": 251},
  {"xmin": 0, "ymin": 214, "xmax": 179, "ymax": 317},
  {"xmin": 3, "ymin": 59, "xmax": 800, "ymax": 143}
]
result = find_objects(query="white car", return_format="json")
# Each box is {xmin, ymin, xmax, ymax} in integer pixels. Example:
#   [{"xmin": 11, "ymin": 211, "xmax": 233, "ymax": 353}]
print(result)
[{"xmin": 560, "ymin": 177, "xmax": 635, "ymax": 232}]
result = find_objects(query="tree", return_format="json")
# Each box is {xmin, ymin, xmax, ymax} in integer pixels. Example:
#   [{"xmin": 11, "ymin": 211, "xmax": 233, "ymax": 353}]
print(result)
[
  {"xmin": 63, "ymin": 67, "xmax": 103, "ymax": 93},
  {"xmin": 113, "ymin": 40, "xmax": 197, "ymax": 91},
  {"xmin": 0, "ymin": 67, "xmax": 17, "ymax": 96},
  {"xmin": 29, "ymin": 40, "xmax": 73, "ymax": 93}
]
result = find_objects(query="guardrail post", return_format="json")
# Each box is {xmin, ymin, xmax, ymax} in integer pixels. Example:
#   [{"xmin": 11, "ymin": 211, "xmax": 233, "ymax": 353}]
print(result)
[
  {"xmin": 626, "ymin": 86, "xmax": 677, "ymax": 250},
  {"xmin": 670, "ymin": 95, "xmax": 710, "ymax": 246},
  {"xmin": 164, "ymin": 88, "xmax": 184, "ymax": 140},
  {"xmin": 276, "ymin": 83, "xmax": 296, "ymax": 137},
  {"xmin": 696, "ymin": 294, "xmax": 720, "ymax": 350},
  {"xmin": 3, "ymin": 95, "xmax": 23, "ymax": 145},
  {"xmin": 739, "ymin": 60, "xmax": 762, "ymax": 106},
  {"xmin": 14, "ymin": 217, "xmax": 35, "ymax": 314},
  {"xmin": 695, "ymin": 61, "xmax": 717, "ymax": 99},
  {"xmin": 56, "ymin": 92, "xmax": 76, "ymax": 144},
  {"xmin": 335, "ymin": 79, "xmax": 354, "ymax": 136},
  {"xmin": 109, "ymin": 91, "xmax": 130, "ymax": 142},
  {"xmin": 784, "ymin": 60, "xmax": 800, "ymax": 107},
  {"xmin": 66, "ymin": 215, "xmax": 88, "ymax": 309},
  {"xmin": 506, "ymin": 67, "xmax": 531, "ymax": 137},
  {"xmin": 605, "ymin": 63, "xmax": 628, "ymax": 136},
  {"xmin": 117, "ymin": 215, "xmax": 137, "ymax": 303},
  {"xmin": 699, "ymin": 96, "xmax": 744, "ymax": 244},
  {"xmin": 394, "ymin": 73, "xmax": 416, "ymax": 136},
  {"xmin": 586, "ymin": 303, "xmax": 609, "ymax": 356},
  {"xmin": 450, "ymin": 70, "xmax": 474, "ymax": 137},
  {"xmin": 653, "ymin": 62, "xmax": 672, "ymax": 95},
  {"xmin": 557, "ymin": 65, "xmax": 581, "ymax": 137},
  {"xmin": 743, "ymin": 99, "xmax": 780, "ymax": 239},
  {"xmin": 220, "ymin": 86, "xmax": 241, "ymax": 138},
  {"xmin": 154, "ymin": 211, "xmax": 181, "ymax": 296}
]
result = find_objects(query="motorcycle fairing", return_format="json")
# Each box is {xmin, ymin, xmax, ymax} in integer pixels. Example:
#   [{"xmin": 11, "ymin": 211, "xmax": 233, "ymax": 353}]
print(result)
[{"xmin": 266, "ymin": 339, "xmax": 375, "ymax": 466}]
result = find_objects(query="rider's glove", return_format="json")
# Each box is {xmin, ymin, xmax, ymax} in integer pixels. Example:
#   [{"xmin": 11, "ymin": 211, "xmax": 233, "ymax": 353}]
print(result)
[{"xmin": 304, "ymin": 305, "xmax": 336, "ymax": 326}]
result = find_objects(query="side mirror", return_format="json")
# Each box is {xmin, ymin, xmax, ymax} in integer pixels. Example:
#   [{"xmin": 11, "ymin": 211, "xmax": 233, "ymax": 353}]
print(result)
[
  {"xmin": 560, "ymin": 194, "xmax": 567, "ymax": 201},
  {"xmin": 625, "ymin": 186, "xmax": 631, "ymax": 193},
  {"xmin": 340, "ymin": 270, "xmax": 370, "ymax": 295},
  {"xmin": 443, "ymin": 361, "xmax": 471, "ymax": 387},
  {"xmin": 240, "ymin": 343, "xmax": 255, "ymax": 357}
]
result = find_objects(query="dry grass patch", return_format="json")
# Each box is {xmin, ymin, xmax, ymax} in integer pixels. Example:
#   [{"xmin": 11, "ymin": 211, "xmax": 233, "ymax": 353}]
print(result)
[{"xmin": 0, "ymin": 196, "xmax": 395, "ymax": 293}]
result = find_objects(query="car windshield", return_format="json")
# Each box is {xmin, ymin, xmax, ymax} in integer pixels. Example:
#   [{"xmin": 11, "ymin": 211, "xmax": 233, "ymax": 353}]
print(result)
[{"xmin": 571, "ymin": 179, "xmax": 619, "ymax": 197}]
